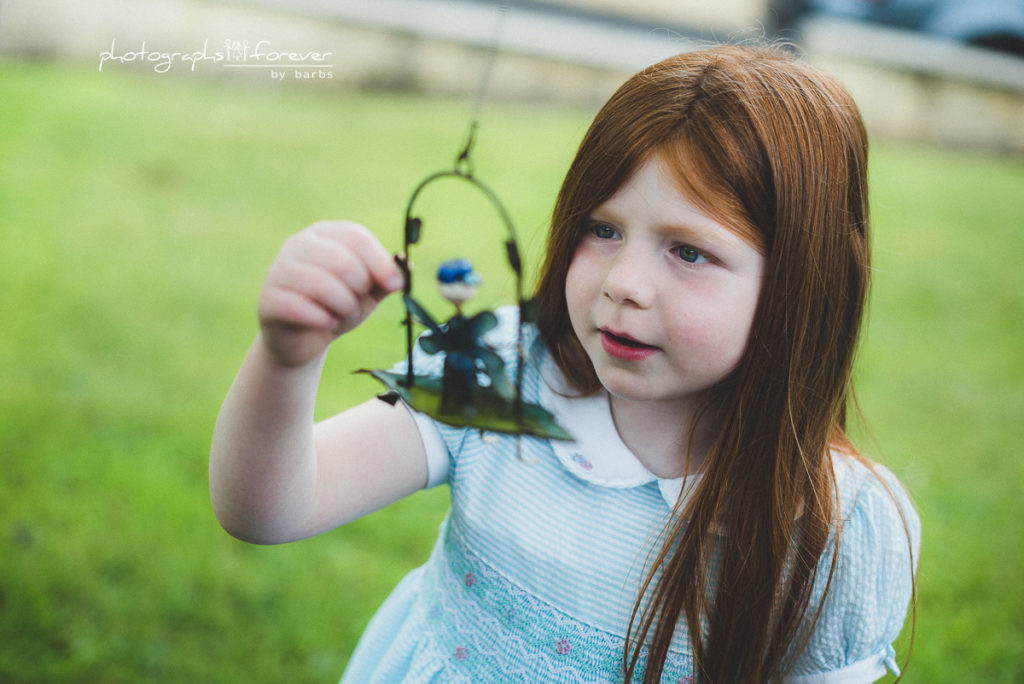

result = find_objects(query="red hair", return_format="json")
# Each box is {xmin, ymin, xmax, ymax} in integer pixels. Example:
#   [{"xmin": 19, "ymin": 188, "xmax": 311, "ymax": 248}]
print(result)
[{"xmin": 534, "ymin": 45, "xmax": 886, "ymax": 681}]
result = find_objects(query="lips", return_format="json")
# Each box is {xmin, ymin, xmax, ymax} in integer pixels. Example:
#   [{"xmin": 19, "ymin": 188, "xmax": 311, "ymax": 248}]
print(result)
[{"xmin": 599, "ymin": 328, "xmax": 659, "ymax": 361}]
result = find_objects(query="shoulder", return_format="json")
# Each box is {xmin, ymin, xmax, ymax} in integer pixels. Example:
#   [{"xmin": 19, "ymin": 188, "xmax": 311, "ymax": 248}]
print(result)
[
  {"xmin": 832, "ymin": 453, "xmax": 921, "ymax": 564},
  {"xmin": 788, "ymin": 454, "xmax": 920, "ymax": 681}
]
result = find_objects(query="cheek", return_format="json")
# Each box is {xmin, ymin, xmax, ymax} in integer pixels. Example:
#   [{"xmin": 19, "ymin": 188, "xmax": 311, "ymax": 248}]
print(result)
[
  {"xmin": 564, "ymin": 248, "xmax": 593, "ymax": 321},
  {"xmin": 667, "ymin": 283, "xmax": 761, "ymax": 366},
  {"xmin": 711, "ymin": 286, "xmax": 762, "ymax": 366}
]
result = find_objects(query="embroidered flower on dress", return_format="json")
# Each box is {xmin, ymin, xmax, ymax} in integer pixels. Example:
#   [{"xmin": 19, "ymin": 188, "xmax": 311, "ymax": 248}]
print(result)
[
  {"xmin": 570, "ymin": 452, "xmax": 594, "ymax": 471},
  {"xmin": 454, "ymin": 645, "xmax": 468, "ymax": 661},
  {"xmin": 464, "ymin": 571, "xmax": 476, "ymax": 587},
  {"xmin": 554, "ymin": 638, "xmax": 572, "ymax": 655}
]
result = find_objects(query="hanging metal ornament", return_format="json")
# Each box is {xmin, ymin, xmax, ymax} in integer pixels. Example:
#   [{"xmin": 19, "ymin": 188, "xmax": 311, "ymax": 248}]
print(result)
[
  {"xmin": 361, "ymin": 2, "xmax": 570, "ymax": 442},
  {"xmin": 362, "ymin": 149, "xmax": 571, "ymax": 441}
]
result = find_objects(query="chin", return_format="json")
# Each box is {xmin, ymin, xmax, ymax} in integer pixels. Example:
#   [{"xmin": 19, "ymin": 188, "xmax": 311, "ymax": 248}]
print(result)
[{"xmin": 593, "ymin": 370, "xmax": 662, "ymax": 402}]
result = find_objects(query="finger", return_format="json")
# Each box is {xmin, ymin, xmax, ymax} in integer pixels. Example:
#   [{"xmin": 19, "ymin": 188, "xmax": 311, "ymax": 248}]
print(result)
[
  {"xmin": 287, "ymin": 225, "xmax": 384, "ymax": 300},
  {"xmin": 277, "ymin": 229, "xmax": 376, "ymax": 299},
  {"xmin": 258, "ymin": 285, "xmax": 340, "ymax": 332},
  {"xmin": 272, "ymin": 259, "xmax": 363, "ymax": 325},
  {"xmin": 314, "ymin": 221, "xmax": 404, "ymax": 295}
]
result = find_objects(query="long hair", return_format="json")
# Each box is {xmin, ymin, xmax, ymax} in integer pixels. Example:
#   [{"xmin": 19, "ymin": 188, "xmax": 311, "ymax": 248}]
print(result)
[{"xmin": 534, "ymin": 45, "xmax": 876, "ymax": 682}]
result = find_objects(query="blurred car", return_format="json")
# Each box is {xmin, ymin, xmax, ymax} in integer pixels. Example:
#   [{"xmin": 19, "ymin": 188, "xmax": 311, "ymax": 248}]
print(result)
[{"xmin": 804, "ymin": 0, "xmax": 1024, "ymax": 56}]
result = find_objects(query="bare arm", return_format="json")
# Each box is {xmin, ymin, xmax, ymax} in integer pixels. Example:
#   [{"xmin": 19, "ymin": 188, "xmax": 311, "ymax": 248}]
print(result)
[{"xmin": 209, "ymin": 221, "xmax": 429, "ymax": 545}]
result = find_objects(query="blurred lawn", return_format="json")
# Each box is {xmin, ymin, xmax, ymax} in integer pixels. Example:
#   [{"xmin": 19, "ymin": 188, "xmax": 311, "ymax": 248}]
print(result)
[{"xmin": 1, "ymin": 60, "xmax": 1021, "ymax": 682}]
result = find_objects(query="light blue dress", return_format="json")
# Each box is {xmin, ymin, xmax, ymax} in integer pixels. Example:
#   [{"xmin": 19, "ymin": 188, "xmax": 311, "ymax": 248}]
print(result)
[{"xmin": 341, "ymin": 309, "xmax": 920, "ymax": 683}]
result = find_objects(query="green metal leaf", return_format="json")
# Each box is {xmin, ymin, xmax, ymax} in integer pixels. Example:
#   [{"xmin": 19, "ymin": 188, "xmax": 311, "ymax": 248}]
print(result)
[{"xmin": 361, "ymin": 369, "xmax": 573, "ymax": 441}]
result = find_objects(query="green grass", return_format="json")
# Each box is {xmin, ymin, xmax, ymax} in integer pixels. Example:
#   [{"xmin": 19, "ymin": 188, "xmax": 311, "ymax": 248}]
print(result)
[{"xmin": 1, "ymin": 59, "xmax": 1021, "ymax": 682}]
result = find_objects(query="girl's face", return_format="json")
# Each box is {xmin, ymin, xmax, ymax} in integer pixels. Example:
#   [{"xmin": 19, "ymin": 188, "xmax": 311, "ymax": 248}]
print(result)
[{"xmin": 565, "ymin": 155, "xmax": 765, "ymax": 415}]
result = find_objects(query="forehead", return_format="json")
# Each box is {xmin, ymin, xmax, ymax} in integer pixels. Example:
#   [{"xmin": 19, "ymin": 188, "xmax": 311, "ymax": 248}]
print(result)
[
  {"xmin": 594, "ymin": 151, "xmax": 764, "ymax": 253},
  {"xmin": 597, "ymin": 157, "xmax": 717, "ymax": 226}
]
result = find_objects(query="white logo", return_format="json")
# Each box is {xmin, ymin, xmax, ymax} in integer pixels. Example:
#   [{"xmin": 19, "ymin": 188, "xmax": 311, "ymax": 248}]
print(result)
[{"xmin": 98, "ymin": 39, "xmax": 334, "ymax": 81}]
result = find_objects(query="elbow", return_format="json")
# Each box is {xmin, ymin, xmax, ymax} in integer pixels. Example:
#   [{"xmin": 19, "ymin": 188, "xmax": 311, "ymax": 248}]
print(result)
[
  {"xmin": 214, "ymin": 514, "xmax": 267, "ymax": 545},
  {"xmin": 210, "ymin": 492, "xmax": 298, "ymax": 546},
  {"xmin": 209, "ymin": 469, "xmax": 297, "ymax": 545},
  {"xmin": 213, "ymin": 508, "xmax": 294, "ymax": 546}
]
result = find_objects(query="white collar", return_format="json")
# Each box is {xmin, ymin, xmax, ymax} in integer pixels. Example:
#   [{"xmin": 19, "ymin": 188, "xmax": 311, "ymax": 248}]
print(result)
[{"xmin": 538, "ymin": 355, "xmax": 700, "ymax": 509}]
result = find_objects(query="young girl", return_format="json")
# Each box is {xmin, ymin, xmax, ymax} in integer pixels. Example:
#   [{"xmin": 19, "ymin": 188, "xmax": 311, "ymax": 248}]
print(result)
[{"xmin": 211, "ymin": 45, "xmax": 919, "ymax": 683}]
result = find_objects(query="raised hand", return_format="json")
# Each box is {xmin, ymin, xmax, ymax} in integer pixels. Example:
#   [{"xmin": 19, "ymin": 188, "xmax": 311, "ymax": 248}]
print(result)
[{"xmin": 257, "ymin": 221, "xmax": 403, "ymax": 367}]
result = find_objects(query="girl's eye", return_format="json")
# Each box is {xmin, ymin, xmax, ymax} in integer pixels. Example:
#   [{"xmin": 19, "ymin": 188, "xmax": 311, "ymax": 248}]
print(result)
[
  {"xmin": 674, "ymin": 245, "xmax": 709, "ymax": 264},
  {"xmin": 588, "ymin": 222, "xmax": 619, "ymax": 240}
]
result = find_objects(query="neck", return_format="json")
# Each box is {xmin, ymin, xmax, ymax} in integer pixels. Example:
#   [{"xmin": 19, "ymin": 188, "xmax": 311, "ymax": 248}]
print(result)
[{"xmin": 608, "ymin": 393, "xmax": 716, "ymax": 479}]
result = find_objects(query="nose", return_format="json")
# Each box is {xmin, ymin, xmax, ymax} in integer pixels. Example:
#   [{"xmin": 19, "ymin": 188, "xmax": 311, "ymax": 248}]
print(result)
[{"xmin": 602, "ymin": 246, "xmax": 654, "ymax": 308}]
